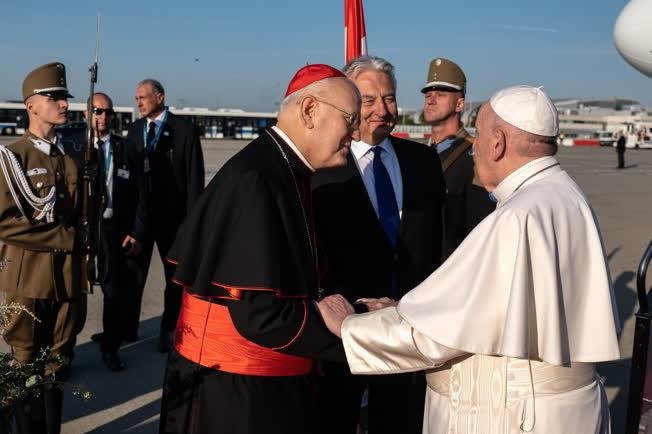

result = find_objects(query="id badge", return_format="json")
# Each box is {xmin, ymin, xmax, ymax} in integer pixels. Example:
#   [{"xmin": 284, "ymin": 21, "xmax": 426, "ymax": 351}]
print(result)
[{"xmin": 117, "ymin": 168, "xmax": 130, "ymax": 179}]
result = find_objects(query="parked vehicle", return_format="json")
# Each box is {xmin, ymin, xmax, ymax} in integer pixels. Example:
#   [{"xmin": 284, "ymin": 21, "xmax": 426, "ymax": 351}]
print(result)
[
  {"xmin": 612, "ymin": 123, "xmax": 652, "ymax": 149},
  {"xmin": 596, "ymin": 130, "xmax": 618, "ymax": 147}
]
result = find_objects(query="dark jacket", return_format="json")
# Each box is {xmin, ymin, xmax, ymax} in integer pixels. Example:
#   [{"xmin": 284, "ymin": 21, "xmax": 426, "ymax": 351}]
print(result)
[
  {"xmin": 126, "ymin": 111, "xmax": 204, "ymax": 231},
  {"xmin": 313, "ymin": 136, "xmax": 446, "ymax": 302},
  {"xmin": 437, "ymin": 128, "xmax": 495, "ymax": 260},
  {"xmin": 168, "ymin": 127, "xmax": 342, "ymax": 359},
  {"xmin": 617, "ymin": 135, "xmax": 626, "ymax": 152},
  {"xmin": 62, "ymin": 133, "xmax": 147, "ymax": 242}
]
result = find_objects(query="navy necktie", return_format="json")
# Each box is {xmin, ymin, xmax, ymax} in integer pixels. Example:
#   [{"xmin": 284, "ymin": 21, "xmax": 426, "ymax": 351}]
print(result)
[
  {"xmin": 96, "ymin": 139, "xmax": 105, "ymax": 175},
  {"xmin": 146, "ymin": 121, "xmax": 157, "ymax": 152},
  {"xmin": 372, "ymin": 146, "xmax": 399, "ymax": 248}
]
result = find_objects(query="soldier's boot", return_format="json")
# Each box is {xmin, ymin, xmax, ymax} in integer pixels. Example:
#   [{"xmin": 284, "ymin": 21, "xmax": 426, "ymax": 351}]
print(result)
[
  {"xmin": 13, "ymin": 395, "xmax": 47, "ymax": 434},
  {"xmin": 43, "ymin": 387, "xmax": 63, "ymax": 434}
]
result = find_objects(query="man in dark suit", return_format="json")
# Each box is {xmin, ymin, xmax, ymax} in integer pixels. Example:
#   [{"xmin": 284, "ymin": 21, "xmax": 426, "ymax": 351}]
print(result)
[
  {"xmin": 616, "ymin": 131, "xmax": 626, "ymax": 168},
  {"xmin": 63, "ymin": 92, "xmax": 148, "ymax": 371},
  {"xmin": 313, "ymin": 56, "xmax": 445, "ymax": 434},
  {"xmin": 126, "ymin": 79, "xmax": 204, "ymax": 352},
  {"xmin": 422, "ymin": 58, "xmax": 495, "ymax": 260}
]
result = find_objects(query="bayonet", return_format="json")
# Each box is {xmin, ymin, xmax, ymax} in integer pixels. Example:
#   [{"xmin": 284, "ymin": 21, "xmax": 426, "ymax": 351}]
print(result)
[{"xmin": 81, "ymin": 13, "xmax": 104, "ymax": 293}]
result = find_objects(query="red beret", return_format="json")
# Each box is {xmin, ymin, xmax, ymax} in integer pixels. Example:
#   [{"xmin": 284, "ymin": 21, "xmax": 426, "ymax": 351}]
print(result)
[{"xmin": 285, "ymin": 64, "xmax": 346, "ymax": 97}]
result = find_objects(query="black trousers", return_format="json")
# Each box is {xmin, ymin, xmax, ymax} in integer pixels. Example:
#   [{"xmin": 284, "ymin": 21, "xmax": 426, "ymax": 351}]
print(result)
[
  {"xmin": 160, "ymin": 349, "xmax": 317, "ymax": 434},
  {"xmin": 129, "ymin": 220, "xmax": 181, "ymax": 336},
  {"xmin": 618, "ymin": 151, "xmax": 625, "ymax": 169},
  {"xmin": 316, "ymin": 361, "xmax": 425, "ymax": 434},
  {"xmin": 99, "ymin": 220, "xmax": 147, "ymax": 351}
]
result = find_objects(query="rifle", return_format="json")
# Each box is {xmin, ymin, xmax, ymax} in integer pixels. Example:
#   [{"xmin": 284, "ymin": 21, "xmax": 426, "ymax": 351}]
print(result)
[{"xmin": 80, "ymin": 14, "xmax": 104, "ymax": 293}]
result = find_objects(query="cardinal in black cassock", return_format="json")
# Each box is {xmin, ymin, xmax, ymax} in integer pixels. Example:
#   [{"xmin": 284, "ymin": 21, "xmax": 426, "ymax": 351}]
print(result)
[{"xmin": 159, "ymin": 64, "xmax": 362, "ymax": 434}]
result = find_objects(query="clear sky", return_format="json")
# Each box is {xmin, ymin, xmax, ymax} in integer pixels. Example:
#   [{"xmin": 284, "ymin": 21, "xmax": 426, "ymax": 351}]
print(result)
[{"xmin": 1, "ymin": 0, "xmax": 649, "ymax": 112}]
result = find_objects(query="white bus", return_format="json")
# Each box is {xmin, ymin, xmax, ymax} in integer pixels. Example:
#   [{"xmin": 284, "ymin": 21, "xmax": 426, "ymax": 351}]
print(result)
[
  {"xmin": 169, "ymin": 107, "xmax": 277, "ymax": 139},
  {"xmin": 0, "ymin": 102, "xmax": 135, "ymax": 136},
  {"xmin": 0, "ymin": 102, "xmax": 27, "ymax": 135}
]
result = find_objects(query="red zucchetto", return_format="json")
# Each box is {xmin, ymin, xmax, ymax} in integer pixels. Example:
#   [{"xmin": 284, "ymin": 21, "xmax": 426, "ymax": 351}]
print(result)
[{"xmin": 285, "ymin": 64, "xmax": 346, "ymax": 97}]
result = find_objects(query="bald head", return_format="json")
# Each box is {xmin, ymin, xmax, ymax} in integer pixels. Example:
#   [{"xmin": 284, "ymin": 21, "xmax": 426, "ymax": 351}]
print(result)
[
  {"xmin": 276, "ymin": 76, "xmax": 361, "ymax": 170},
  {"xmin": 279, "ymin": 77, "xmax": 359, "ymax": 114}
]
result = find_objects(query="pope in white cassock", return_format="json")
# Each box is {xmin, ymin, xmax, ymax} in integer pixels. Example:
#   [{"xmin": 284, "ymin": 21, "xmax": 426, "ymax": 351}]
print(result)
[{"xmin": 318, "ymin": 85, "xmax": 621, "ymax": 434}]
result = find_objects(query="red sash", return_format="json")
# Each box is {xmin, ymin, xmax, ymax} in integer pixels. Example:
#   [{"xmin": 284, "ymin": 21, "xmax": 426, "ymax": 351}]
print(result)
[{"xmin": 175, "ymin": 291, "xmax": 314, "ymax": 376}]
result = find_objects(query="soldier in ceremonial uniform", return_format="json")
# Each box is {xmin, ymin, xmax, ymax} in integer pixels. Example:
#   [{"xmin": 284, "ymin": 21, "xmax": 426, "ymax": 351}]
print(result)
[
  {"xmin": 0, "ymin": 62, "xmax": 87, "ymax": 434},
  {"xmin": 422, "ymin": 58, "xmax": 495, "ymax": 259}
]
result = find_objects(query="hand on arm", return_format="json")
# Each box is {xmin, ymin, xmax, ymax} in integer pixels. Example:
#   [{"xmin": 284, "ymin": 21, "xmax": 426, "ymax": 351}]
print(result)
[{"xmin": 316, "ymin": 294, "xmax": 354, "ymax": 338}]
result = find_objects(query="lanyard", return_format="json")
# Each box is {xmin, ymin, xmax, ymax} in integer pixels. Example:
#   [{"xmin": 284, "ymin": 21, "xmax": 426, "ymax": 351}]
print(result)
[
  {"xmin": 143, "ymin": 109, "xmax": 168, "ymax": 152},
  {"xmin": 103, "ymin": 140, "xmax": 113, "ymax": 183}
]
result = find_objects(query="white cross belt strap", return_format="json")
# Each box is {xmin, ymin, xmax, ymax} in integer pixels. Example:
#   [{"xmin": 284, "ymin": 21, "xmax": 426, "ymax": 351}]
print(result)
[{"xmin": 0, "ymin": 145, "xmax": 56, "ymax": 222}]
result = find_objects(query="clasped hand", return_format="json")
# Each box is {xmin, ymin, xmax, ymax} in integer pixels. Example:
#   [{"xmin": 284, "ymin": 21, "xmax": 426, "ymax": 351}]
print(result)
[{"xmin": 317, "ymin": 295, "xmax": 397, "ymax": 338}]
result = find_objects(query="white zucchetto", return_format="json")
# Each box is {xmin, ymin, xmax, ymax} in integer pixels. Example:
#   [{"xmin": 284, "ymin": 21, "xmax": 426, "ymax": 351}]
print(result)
[{"xmin": 489, "ymin": 85, "xmax": 559, "ymax": 137}]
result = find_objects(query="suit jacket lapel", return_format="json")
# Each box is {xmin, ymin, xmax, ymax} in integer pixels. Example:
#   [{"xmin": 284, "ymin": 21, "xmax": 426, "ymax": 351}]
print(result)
[
  {"xmin": 160, "ymin": 112, "xmax": 174, "ymax": 151},
  {"xmin": 134, "ymin": 117, "xmax": 147, "ymax": 153},
  {"xmin": 345, "ymin": 152, "xmax": 382, "ymax": 229},
  {"xmin": 345, "ymin": 150, "xmax": 398, "ymax": 251},
  {"xmin": 110, "ymin": 134, "xmax": 122, "ymax": 168},
  {"xmin": 391, "ymin": 137, "xmax": 413, "ymax": 240}
]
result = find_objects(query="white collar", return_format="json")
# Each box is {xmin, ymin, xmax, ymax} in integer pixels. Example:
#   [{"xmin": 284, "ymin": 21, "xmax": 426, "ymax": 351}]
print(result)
[
  {"xmin": 147, "ymin": 108, "xmax": 167, "ymax": 125},
  {"xmin": 29, "ymin": 134, "xmax": 64, "ymax": 155},
  {"xmin": 492, "ymin": 156, "xmax": 561, "ymax": 204},
  {"xmin": 271, "ymin": 126, "xmax": 315, "ymax": 172},
  {"xmin": 94, "ymin": 133, "xmax": 111, "ymax": 148},
  {"xmin": 351, "ymin": 136, "xmax": 392, "ymax": 161}
]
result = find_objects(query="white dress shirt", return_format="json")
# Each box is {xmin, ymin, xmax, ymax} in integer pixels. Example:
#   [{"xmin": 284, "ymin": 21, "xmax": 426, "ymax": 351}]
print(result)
[
  {"xmin": 351, "ymin": 137, "xmax": 403, "ymax": 218},
  {"xmin": 147, "ymin": 108, "xmax": 167, "ymax": 137},
  {"xmin": 31, "ymin": 134, "xmax": 66, "ymax": 155}
]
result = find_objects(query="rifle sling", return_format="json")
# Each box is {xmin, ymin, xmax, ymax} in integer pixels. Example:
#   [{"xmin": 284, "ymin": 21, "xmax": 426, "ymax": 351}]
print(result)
[{"xmin": 441, "ymin": 137, "xmax": 473, "ymax": 173}]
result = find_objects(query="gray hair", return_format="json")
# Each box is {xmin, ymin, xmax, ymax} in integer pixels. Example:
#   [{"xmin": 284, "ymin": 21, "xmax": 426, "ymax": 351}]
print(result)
[
  {"xmin": 492, "ymin": 112, "xmax": 557, "ymax": 157},
  {"xmin": 342, "ymin": 55, "xmax": 397, "ymax": 90},
  {"xmin": 279, "ymin": 79, "xmax": 332, "ymax": 112},
  {"xmin": 518, "ymin": 132, "xmax": 558, "ymax": 157},
  {"xmin": 137, "ymin": 78, "xmax": 165, "ymax": 95}
]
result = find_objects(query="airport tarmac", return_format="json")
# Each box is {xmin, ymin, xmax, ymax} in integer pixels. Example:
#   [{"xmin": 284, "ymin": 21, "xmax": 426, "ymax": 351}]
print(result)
[{"xmin": 1, "ymin": 137, "xmax": 651, "ymax": 433}]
